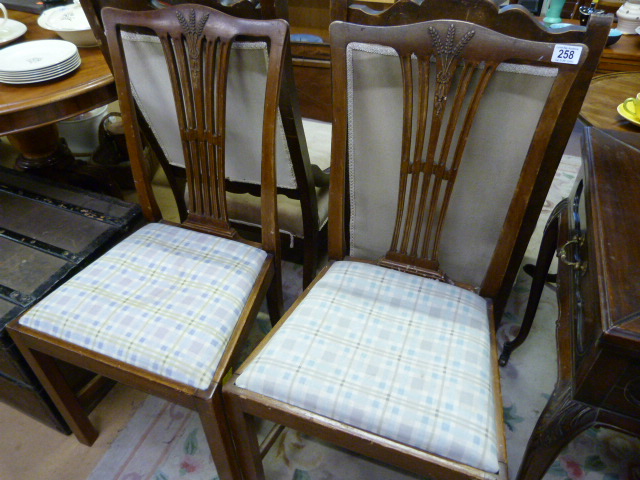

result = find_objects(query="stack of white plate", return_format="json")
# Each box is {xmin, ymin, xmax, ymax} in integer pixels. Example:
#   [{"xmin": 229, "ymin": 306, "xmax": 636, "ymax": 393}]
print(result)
[{"xmin": 0, "ymin": 39, "xmax": 81, "ymax": 85}]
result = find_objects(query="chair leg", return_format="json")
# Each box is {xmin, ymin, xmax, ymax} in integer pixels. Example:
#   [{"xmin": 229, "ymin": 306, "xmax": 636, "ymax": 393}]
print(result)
[
  {"xmin": 224, "ymin": 390, "xmax": 267, "ymax": 480},
  {"xmin": 266, "ymin": 267, "xmax": 283, "ymax": 325},
  {"xmin": 17, "ymin": 345, "xmax": 98, "ymax": 445},
  {"xmin": 195, "ymin": 388, "xmax": 243, "ymax": 480},
  {"xmin": 302, "ymin": 233, "xmax": 317, "ymax": 289}
]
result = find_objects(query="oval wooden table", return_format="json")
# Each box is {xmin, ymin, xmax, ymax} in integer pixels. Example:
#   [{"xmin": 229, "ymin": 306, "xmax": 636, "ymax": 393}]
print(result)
[
  {"xmin": 579, "ymin": 71, "xmax": 640, "ymax": 133},
  {"xmin": 0, "ymin": 9, "xmax": 117, "ymax": 191}
]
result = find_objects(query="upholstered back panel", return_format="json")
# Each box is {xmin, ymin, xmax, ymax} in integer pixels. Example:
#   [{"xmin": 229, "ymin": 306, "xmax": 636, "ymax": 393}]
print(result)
[
  {"xmin": 121, "ymin": 32, "xmax": 296, "ymax": 188},
  {"xmin": 346, "ymin": 43, "xmax": 556, "ymax": 286}
]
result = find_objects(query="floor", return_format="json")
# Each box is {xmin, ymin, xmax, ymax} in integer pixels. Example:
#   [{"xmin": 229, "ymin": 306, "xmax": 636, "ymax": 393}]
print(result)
[{"xmin": 0, "ymin": 119, "xmax": 585, "ymax": 480}]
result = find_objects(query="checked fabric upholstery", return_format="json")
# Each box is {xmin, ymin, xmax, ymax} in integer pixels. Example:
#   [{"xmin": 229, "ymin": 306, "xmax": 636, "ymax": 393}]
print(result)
[
  {"xmin": 19, "ymin": 223, "xmax": 267, "ymax": 390},
  {"xmin": 236, "ymin": 260, "xmax": 498, "ymax": 473}
]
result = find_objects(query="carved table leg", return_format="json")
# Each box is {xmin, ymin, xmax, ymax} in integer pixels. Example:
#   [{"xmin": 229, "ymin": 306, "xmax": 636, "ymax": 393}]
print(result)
[
  {"xmin": 516, "ymin": 383, "xmax": 598, "ymax": 480},
  {"xmin": 499, "ymin": 199, "xmax": 568, "ymax": 366}
]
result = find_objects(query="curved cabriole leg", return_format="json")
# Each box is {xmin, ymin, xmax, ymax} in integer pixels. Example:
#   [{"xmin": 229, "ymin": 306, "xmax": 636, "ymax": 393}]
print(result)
[
  {"xmin": 195, "ymin": 388, "xmax": 243, "ymax": 480},
  {"xmin": 516, "ymin": 384, "xmax": 597, "ymax": 480},
  {"xmin": 500, "ymin": 200, "xmax": 567, "ymax": 366}
]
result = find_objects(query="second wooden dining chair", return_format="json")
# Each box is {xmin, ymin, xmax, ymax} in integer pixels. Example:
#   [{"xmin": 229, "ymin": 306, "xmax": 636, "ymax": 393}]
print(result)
[
  {"xmin": 8, "ymin": 5, "xmax": 288, "ymax": 479},
  {"xmin": 223, "ymin": 2, "xmax": 611, "ymax": 479}
]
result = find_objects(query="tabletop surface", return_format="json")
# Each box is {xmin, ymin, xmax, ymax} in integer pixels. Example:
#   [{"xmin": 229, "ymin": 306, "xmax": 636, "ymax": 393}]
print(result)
[
  {"xmin": 0, "ymin": 9, "xmax": 115, "ymax": 136},
  {"xmin": 580, "ymin": 71, "xmax": 640, "ymax": 133}
]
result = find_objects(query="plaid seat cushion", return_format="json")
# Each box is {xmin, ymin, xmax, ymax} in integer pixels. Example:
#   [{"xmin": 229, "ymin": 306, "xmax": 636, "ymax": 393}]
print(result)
[
  {"xmin": 19, "ymin": 223, "xmax": 267, "ymax": 390},
  {"xmin": 236, "ymin": 260, "xmax": 499, "ymax": 473}
]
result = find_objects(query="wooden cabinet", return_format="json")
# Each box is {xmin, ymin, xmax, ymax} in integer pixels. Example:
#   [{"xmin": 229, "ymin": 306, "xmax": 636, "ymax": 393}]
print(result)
[
  {"xmin": 515, "ymin": 128, "xmax": 640, "ymax": 480},
  {"xmin": 288, "ymin": 0, "xmax": 331, "ymax": 121},
  {"xmin": 0, "ymin": 167, "xmax": 142, "ymax": 431},
  {"xmin": 288, "ymin": 0, "xmax": 395, "ymax": 121}
]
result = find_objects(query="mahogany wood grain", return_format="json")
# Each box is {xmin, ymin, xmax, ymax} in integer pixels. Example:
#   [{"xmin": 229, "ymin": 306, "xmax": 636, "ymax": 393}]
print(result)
[
  {"xmin": 580, "ymin": 72, "xmax": 640, "ymax": 132},
  {"xmin": 598, "ymin": 32, "xmax": 640, "ymax": 73}
]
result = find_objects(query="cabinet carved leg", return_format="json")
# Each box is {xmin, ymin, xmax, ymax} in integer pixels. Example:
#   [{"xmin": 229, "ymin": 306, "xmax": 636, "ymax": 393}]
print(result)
[
  {"xmin": 500, "ymin": 199, "xmax": 567, "ymax": 366},
  {"xmin": 516, "ymin": 382, "xmax": 597, "ymax": 480}
]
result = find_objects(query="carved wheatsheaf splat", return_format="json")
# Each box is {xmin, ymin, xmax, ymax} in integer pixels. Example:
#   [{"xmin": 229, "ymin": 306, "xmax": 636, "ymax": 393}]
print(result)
[
  {"xmin": 159, "ymin": 10, "xmax": 231, "ymax": 229},
  {"xmin": 428, "ymin": 24, "xmax": 475, "ymax": 116},
  {"xmin": 176, "ymin": 10, "xmax": 209, "ymax": 89},
  {"xmin": 383, "ymin": 23, "xmax": 495, "ymax": 276}
]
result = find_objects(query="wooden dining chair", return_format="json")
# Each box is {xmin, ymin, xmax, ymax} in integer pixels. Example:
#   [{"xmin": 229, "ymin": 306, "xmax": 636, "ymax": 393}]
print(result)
[
  {"xmin": 222, "ymin": 3, "xmax": 612, "ymax": 479},
  {"xmin": 7, "ymin": 5, "xmax": 288, "ymax": 479},
  {"xmin": 80, "ymin": 0, "xmax": 329, "ymax": 288},
  {"xmin": 329, "ymin": 0, "xmax": 610, "ymax": 319}
]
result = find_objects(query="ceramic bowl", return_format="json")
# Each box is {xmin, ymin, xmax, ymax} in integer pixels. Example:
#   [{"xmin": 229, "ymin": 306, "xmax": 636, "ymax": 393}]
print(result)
[{"xmin": 37, "ymin": 3, "xmax": 98, "ymax": 47}]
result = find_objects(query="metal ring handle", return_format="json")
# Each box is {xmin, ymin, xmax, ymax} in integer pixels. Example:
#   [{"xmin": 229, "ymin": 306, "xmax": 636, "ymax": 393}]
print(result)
[{"xmin": 557, "ymin": 236, "xmax": 587, "ymax": 272}]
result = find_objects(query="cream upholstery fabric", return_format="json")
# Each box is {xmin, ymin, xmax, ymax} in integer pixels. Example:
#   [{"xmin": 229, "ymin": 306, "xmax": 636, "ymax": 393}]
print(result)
[
  {"xmin": 346, "ymin": 43, "xmax": 557, "ymax": 286},
  {"xmin": 121, "ymin": 32, "xmax": 297, "ymax": 188},
  {"xmin": 227, "ymin": 186, "xmax": 329, "ymax": 238}
]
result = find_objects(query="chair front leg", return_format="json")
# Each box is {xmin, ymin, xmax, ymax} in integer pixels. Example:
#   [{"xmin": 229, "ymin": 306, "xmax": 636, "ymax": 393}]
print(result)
[
  {"xmin": 15, "ymin": 341, "xmax": 98, "ymax": 445},
  {"xmin": 195, "ymin": 388, "xmax": 244, "ymax": 480},
  {"xmin": 224, "ymin": 387, "xmax": 267, "ymax": 480}
]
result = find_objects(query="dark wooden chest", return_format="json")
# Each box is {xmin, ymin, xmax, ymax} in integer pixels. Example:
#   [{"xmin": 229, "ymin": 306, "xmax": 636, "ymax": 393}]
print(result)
[{"xmin": 0, "ymin": 166, "xmax": 143, "ymax": 432}]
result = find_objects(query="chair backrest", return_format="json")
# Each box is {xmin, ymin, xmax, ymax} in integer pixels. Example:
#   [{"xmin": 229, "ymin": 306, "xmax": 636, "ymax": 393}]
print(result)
[
  {"xmin": 329, "ymin": 0, "xmax": 610, "ymax": 314},
  {"xmin": 81, "ymin": 0, "xmax": 282, "ymax": 65},
  {"xmin": 327, "ymin": 6, "xmax": 611, "ymax": 311},
  {"xmin": 82, "ymin": 0, "xmax": 318, "ymax": 228},
  {"xmin": 103, "ymin": 4, "xmax": 287, "ymax": 254}
]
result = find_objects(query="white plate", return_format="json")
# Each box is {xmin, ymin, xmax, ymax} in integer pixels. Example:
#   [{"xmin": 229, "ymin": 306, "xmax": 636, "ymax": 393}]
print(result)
[
  {"xmin": 0, "ymin": 59, "xmax": 81, "ymax": 82},
  {"xmin": 0, "ymin": 59, "xmax": 80, "ymax": 84},
  {"xmin": 0, "ymin": 19, "xmax": 28, "ymax": 47},
  {"xmin": 37, "ymin": 3, "xmax": 91, "ymax": 31},
  {"xmin": 0, "ymin": 39, "xmax": 78, "ymax": 72},
  {"xmin": 636, "ymin": 26, "xmax": 640, "ymax": 35},
  {"xmin": 0, "ymin": 52, "xmax": 80, "ymax": 77},
  {"xmin": 0, "ymin": 50, "xmax": 79, "ymax": 72},
  {"xmin": 0, "ymin": 55, "xmax": 80, "ymax": 78}
]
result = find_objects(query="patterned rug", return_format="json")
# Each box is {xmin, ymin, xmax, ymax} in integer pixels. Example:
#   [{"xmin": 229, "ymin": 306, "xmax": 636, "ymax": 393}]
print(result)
[{"xmin": 87, "ymin": 154, "xmax": 640, "ymax": 480}]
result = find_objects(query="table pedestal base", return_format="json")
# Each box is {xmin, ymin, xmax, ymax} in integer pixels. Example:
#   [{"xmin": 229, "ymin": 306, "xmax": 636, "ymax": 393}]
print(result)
[
  {"xmin": 7, "ymin": 124, "xmax": 122, "ymax": 198},
  {"xmin": 8, "ymin": 124, "xmax": 74, "ymax": 171}
]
